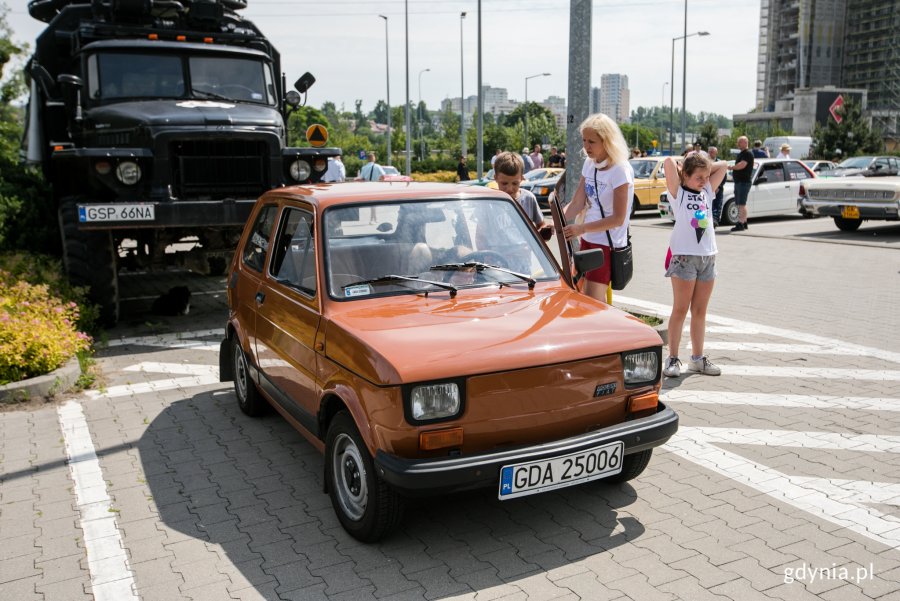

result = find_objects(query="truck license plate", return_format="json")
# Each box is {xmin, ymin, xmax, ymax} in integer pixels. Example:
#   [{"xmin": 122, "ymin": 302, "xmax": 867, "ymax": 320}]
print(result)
[
  {"xmin": 78, "ymin": 204, "xmax": 155, "ymax": 223},
  {"xmin": 498, "ymin": 441, "xmax": 624, "ymax": 500},
  {"xmin": 841, "ymin": 205, "xmax": 860, "ymax": 219}
]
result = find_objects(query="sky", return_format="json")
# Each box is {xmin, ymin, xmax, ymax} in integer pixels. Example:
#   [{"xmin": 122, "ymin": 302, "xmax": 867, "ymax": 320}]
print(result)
[{"xmin": 7, "ymin": 0, "xmax": 762, "ymax": 119}]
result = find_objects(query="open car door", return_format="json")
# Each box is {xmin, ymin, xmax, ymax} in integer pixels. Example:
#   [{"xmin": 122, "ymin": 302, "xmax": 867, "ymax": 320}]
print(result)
[{"xmin": 550, "ymin": 189, "xmax": 604, "ymax": 293}]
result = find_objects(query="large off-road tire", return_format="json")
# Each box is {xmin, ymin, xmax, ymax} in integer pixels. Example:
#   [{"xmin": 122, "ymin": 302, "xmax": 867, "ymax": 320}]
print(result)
[
  {"xmin": 833, "ymin": 216, "xmax": 862, "ymax": 232},
  {"xmin": 604, "ymin": 449, "xmax": 653, "ymax": 484},
  {"xmin": 325, "ymin": 411, "xmax": 403, "ymax": 542},
  {"xmin": 722, "ymin": 199, "xmax": 739, "ymax": 226},
  {"xmin": 58, "ymin": 197, "xmax": 119, "ymax": 326},
  {"xmin": 232, "ymin": 338, "xmax": 266, "ymax": 417}
]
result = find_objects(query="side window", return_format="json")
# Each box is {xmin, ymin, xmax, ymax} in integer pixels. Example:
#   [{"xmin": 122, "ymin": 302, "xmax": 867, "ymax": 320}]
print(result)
[
  {"xmin": 785, "ymin": 161, "xmax": 811, "ymax": 180},
  {"xmin": 875, "ymin": 158, "xmax": 890, "ymax": 170},
  {"xmin": 761, "ymin": 163, "xmax": 786, "ymax": 183},
  {"xmin": 242, "ymin": 205, "xmax": 278, "ymax": 273},
  {"xmin": 270, "ymin": 208, "xmax": 316, "ymax": 295}
]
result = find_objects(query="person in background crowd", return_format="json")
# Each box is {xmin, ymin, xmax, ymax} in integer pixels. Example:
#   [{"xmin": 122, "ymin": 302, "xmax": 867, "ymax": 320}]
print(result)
[
  {"xmin": 491, "ymin": 148, "xmax": 502, "ymax": 167},
  {"xmin": 707, "ymin": 146, "xmax": 725, "ymax": 226},
  {"xmin": 322, "ymin": 154, "xmax": 346, "ymax": 182},
  {"xmin": 776, "ymin": 143, "xmax": 791, "ymax": 159},
  {"xmin": 660, "ymin": 152, "xmax": 727, "ymax": 378},
  {"xmin": 548, "ymin": 146, "xmax": 562, "ymax": 167},
  {"xmin": 357, "ymin": 151, "xmax": 385, "ymax": 223},
  {"xmin": 520, "ymin": 147, "xmax": 534, "ymax": 173},
  {"xmin": 631, "ymin": 148, "xmax": 641, "ymax": 159},
  {"xmin": 530, "ymin": 143, "xmax": 544, "ymax": 170},
  {"xmin": 559, "ymin": 150, "xmax": 567, "ymax": 168},
  {"xmin": 456, "ymin": 156, "xmax": 470, "ymax": 181},
  {"xmin": 752, "ymin": 139, "xmax": 768, "ymax": 158},
  {"xmin": 728, "ymin": 136, "xmax": 754, "ymax": 231},
  {"xmin": 561, "ymin": 113, "xmax": 634, "ymax": 303}
]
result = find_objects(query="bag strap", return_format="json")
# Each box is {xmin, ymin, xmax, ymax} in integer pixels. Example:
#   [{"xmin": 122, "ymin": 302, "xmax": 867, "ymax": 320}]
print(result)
[{"xmin": 594, "ymin": 168, "xmax": 615, "ymax": 249}]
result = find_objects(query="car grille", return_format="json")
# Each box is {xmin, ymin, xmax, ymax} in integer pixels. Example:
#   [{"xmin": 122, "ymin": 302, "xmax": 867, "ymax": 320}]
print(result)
[
  {"xmin": 170, "ymin": 139, "xmax": 269, "ymax": 200},
  {"xmin": 808, "ymin": 188, "xmax": 896, "ymax": 201}
]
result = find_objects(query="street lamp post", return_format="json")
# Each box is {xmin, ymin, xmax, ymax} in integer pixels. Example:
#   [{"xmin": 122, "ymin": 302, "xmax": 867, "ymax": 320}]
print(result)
[
  {"xmin": 417, "ymin": 67, "xmax": 430, "ymax": 161},
  {"xmin": 459, "ymin": 12, "xmax": 466, "ymax": 159},
  {"xmin": 379, "ymin": 14, "xmax": 391, "ymax": 165},
  {"xmin": 404, "ymin": 0, "xmax": 411, "ymax": 175},
  {"xmin": 669, "ymin": 31, "xmax": 709, "ymax": 154},
  {"xmin": 661, "ymin": 81, "xmax": 668, "ymax": 155},
  {"xmin": 524, "ymin": 72, "xmax": 550, "ymax": 150}
]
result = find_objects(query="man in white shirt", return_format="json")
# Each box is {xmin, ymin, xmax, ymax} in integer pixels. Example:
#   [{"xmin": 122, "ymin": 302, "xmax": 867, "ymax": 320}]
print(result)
[
  {"xmin": 323, "ymin": 154, "xmax": 346, "ymax": 182},
  {"xmin": 357, "ymin": 152, "xmax": 385, "ymax": 181}
]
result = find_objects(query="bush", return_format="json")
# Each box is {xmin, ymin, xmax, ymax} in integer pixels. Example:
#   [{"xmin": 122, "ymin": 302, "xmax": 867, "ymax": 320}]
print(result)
[
  {"xmin": 411, "ymin": 170, "xmax": 460, "ymax": 183},
  {"xmin": 0, "ymin": 270, "xmax": 92, "ymax": 385}
]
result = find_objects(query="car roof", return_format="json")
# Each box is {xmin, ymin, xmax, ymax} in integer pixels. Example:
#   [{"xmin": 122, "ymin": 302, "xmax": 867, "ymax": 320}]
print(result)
[{"xmin": 259, "ymin": 181, "xmax": 511, "ymax": 210}]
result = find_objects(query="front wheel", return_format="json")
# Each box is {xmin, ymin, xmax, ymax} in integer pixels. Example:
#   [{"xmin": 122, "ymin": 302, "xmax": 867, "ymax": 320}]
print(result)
[
  {"xmin": 833, "ymin": 216, "xmax": 862, "ymax": 232},
  {"xmin": 604, "ymin": 449, "xmax": 653, "ymax": 484},
  {"xmin": 631, "ymin": 196, "xmax": 640, "ymax": 218},
  {"xmin": 233, "ymin": 338, "xmax": 266, "ymax": 416},
  {"xmin": 722, "ymin": 199, "xmax": 739, "ymax": 226},
  {"xmin": 325, "ymin": 411, "xmax": 403, "ymax": 542}
]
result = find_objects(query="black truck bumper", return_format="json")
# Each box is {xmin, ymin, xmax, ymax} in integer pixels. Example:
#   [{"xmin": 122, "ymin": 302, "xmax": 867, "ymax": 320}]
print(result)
[{"xmin": 76, "ymin": 199, "xmax": 257, "ymax": 230}]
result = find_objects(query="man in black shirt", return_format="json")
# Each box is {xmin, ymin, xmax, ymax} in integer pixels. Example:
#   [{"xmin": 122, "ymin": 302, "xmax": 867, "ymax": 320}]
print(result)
[{"xmin": 729, "ymin": 136, "xmax": 754, "ymax": 231}]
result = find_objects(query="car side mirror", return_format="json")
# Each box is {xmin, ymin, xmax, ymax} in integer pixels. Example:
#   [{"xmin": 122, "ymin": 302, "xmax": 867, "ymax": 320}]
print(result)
[
  {"xmin": 755, "ymin": 175, "xmax": 768, "ymax": 184},
  {"xmin": 294, "ymin": 72, "xmax": 316, "ymax": 95},
  {"xmin": 57, "ymin": 73, "xmax": 84, "ymax": 123},
  {"xmin": 573, "ymin": 248, "xmax": 605, "ymax": 276}
]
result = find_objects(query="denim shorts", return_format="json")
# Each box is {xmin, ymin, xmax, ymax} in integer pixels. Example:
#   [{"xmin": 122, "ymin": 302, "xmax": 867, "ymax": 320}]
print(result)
[
  {"xmin": 733, "ymin": 181, "xmax": 752, "ymax": 206},
  {"xmin": 665, "ymin": 254, "xmax": 717, "ymax": 281}
]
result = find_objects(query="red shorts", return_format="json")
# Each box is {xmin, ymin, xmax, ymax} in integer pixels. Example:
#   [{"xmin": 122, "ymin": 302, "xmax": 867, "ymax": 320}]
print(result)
[{"xmin": 579, "ymin": 238, "xmax": 612, "ymax": 284}]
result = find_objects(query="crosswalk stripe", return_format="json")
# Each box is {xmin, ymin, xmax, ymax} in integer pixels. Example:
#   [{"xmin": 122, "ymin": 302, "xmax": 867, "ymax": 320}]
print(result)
[
  {"xmin": 675, "ymin": 426, "xmax": 900, "ymax": 453},
  {"xmin": 84, "ymin": 376, "xmax": 221, "ymax": 399},
  {"xmin": 720, "ymin": 365, "xmax": 900, "ymax": 381},
  {"xmin": 122, "ymin": 362, "xmax": 218, "ymax": 376},
  {"xmin": 663, "ymin": 390, "xmax": 900, "ymax": 412},
  {"xmin": 702, "ymin": 341, "xmax": 854, "ymax": 356}
]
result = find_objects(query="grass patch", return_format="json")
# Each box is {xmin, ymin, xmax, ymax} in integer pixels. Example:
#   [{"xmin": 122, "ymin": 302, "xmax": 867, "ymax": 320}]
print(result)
[{"xmin": 628, "ymin": 311, "xmax": 663, "ymax": 327}]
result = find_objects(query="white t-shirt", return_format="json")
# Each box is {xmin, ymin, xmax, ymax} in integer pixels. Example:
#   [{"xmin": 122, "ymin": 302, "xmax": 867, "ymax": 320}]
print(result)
[
  {"xmin": 323, "ymin": 158, "xmax": 346, "ymax": 182},
  {"xmin": 580, "ymin": 160, "xmax": 634, "ymax": 248},
  {"xmin": 668, "ymin": 184, "xmax": 717, "ymax": 256}
]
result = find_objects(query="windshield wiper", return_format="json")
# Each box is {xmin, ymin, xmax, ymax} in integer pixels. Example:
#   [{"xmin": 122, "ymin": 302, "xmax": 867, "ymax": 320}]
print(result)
[
  {"xmin": 342, "ymin": 275, "xmax": 458, "ymax": 298},
  {"xmin": 192, "ymin": 88, "xmax": 235, "ymax": 102},
  {"xmin": 429, "ymin": 262, "xmax": 536, "ymax": 290}
]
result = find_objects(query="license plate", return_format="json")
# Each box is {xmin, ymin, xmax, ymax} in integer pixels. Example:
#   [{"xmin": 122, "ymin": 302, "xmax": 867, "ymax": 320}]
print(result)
[
  {"xmin": 841, "ymin": 205, "xmax": 860, "ymax": 219},
  {"xmin": 78, "ymin": 204, "xmax": 155, "ymax": 223},
  {"xmin": 498, "ymin": 441, "xmax": 624, "ymax": 500}
]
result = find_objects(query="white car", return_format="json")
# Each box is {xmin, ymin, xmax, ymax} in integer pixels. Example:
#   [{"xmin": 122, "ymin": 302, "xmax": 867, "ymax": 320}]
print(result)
[
  {"xmin": 800, "ymin": 175, "xmax": 900, "ymax": 231},
  {"xmin": 659, "ymin": 158, "xmax": 816, "ymax": 225}
]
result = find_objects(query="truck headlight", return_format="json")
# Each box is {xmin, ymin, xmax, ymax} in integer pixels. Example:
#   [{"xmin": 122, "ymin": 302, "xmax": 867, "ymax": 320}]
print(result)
[
  {"xmin": 115, "ymin": 161, "xmax": 142, "ymax": 185},
  {"xmin": 623, "ymin": 350, "xmax": 660, "ymax": 387},
  {"xmin": 290, "ymin": 159, "xmax": 311, "ymax": 181},
  {"xmin": 408, "ymin": 382, "xmax": 461, "ymax": 422}
]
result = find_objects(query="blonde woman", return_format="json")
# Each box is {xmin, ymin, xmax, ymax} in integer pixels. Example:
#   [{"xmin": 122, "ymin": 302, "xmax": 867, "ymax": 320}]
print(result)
[{"xmin": 562, "ymin": 113, "xmax": 634, "ymax": 302}]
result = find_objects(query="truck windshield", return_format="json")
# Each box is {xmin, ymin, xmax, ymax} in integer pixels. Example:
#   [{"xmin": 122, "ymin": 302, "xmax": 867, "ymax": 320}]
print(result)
[{"xmin": 88, "ymin": 53, "xmax": 274, "ymax": 105}]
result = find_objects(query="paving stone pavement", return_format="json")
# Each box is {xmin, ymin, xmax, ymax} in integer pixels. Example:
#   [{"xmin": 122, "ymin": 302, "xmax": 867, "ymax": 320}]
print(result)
[{"xmin": 2, "ymin": 218, "xmax": 899, "ymax": 600}]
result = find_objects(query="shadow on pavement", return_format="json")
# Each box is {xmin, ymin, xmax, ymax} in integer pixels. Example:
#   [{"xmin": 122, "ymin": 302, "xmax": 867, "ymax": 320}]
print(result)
[{"xmin": 139, "ymin": 389, "xmax": 649, "ymax": 599}]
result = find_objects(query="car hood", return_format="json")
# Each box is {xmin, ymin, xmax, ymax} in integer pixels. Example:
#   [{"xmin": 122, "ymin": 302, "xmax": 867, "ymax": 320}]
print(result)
[
  {"xmin": 86, "ymin": 100, "xmax": 282, "ymax": 129},
  {"xmin": 820, "ymin": 168, "xmax": 865, "ymax": 177},
  {"xmin": 323, "ymin": 285, "xmax": 662, "ymax": 385}
]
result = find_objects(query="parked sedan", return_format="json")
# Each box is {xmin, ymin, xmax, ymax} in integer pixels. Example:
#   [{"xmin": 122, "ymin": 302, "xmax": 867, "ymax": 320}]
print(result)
[
  {"xmin": 630, "ymin": 156, "xmax": 682, "ymax": 215},
  {"xmin": 818, "ymin": 156, "xmax": 900, "ymax": 178},
  {"xmin": 219, "ymin": 182, "xmax": 677, "ymax": 541},
  {"xmin": 381, "ymin": 165, "xmax": 413, "ymax": 182},
  {"xmin": 458, "ymin": 168, "xmax": 494, "ymax": 186},
  {"xmin": 800, "ymin": 175, "xmax": 900, "ymax": 231},
  {"xmin": 803, "ymin": 160, "xmax": 838, "ymax": 174},
  {"xmin": 659, "ymin": 158, "xmax": 816, "ymax": 225},
  {"xmin": 486, "ymin": 167, "xmax": 563, "ymax": 191}
]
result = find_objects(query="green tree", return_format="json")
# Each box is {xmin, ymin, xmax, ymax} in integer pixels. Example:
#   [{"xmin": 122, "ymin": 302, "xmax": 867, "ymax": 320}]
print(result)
[
  {"xmin": 504, "ymin": 102, "xmax": 557, "ymax": 148},
  {"xmin": 372, "ymin": 100, "xmax": 390, "ymax": 125},
  {"xmin": 696, "ymin": 121, "xmax": 720, "ymax": 150},
  {"xmin": 286, "ymin": 105, "xmax": 331, "ymax": 147},
  {"xmin": 811, "ymin": 97, "xmax": 883, "ymax": 160}
]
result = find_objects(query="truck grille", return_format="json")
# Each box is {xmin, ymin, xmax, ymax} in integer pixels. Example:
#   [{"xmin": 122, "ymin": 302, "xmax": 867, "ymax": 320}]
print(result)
[{"xmin": 170, "ymin": 139, "xmax": 269, "ymax": 200}]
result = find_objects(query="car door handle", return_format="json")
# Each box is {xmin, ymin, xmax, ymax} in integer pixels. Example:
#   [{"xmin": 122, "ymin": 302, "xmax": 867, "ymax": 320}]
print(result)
[{"xmin": 255, "ymin": 291, "xmax": 265, "ymax": 305}]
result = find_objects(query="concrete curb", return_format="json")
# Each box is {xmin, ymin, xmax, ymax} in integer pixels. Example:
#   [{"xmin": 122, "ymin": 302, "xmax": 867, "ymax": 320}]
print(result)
[
  {"xmin": 614, "ymin": 301, "xmax": 669, "ymax": 346},
  {"xmin": 0, "ymin": 357, "xmax": 81, "ymax": 403}
]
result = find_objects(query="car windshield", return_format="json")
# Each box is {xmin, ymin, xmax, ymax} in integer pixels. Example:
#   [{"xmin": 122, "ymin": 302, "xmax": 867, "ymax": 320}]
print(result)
[
  {"xmin": 629, "ymin": 159, "xmax": 658, "ymax": 178},
  {"xmin": 88, "ymin": 52, "xmax": 275, "ymax": 104},
  {"xmin": 324, "ymin": 198, "xmax": 558, "ymax": 299},
  {"xmin": 382, "ymin": 166, "xmax": 401, "ymax": 176},
  {"xmin": 837, "ymin": 157, "xmax": 873, "ymax": 169}
]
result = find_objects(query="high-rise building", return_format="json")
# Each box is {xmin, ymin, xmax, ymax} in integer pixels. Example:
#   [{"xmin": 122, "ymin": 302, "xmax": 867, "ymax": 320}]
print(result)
[
  {"xmin": 590, "ymin": 87, "xmax": 601, "ymax": 115},
  {"xmin": 599, "ymin": 74, "xmax": 630, "ymax": 123}
]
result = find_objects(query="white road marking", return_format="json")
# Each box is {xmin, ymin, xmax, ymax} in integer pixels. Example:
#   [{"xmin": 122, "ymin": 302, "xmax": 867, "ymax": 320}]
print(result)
[
  {"xmin": 663, "ymin": 390, "xmax": 900, "ymax": 412},
  {"xmin": 123, "ymin": 362, "xmax": 219, "ymax": 377},
  {"xmin": 616, "ymin": 294, "xmax": 900, "ymax": 365},
  {"xmin": 702, "ymin": 341, "xmax": 858, "ymax": 356},
  {"xmin": 57, "ymin": 401, "xmax": 139, "ymax": 601},
  {"xmin": 719, "ymin": 365, "xmax": 900, "ymax": 381},
  {"xmin": 84, "ymin": 376, "xmax": 221, "ymax": 399},
  {"xmin": 668, "ymin": 426, "xmax": 900, "ymax": 548},
  {"xmin": 105, "ymin": 329, "xmax": 222, "ymax": 348}
]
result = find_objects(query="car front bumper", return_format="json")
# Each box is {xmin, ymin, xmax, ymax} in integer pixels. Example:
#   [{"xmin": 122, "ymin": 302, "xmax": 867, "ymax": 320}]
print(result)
[
  {"xmin": 800, "ymin": 199, "xmax": 900, "ymax": 220},
  {"xmin": 374, "ymin": 402, "xmax": 678, "ymax": 495}
]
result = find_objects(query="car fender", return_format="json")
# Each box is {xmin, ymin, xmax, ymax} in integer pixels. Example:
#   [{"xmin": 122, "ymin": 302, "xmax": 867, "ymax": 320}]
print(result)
[{"xmin": 317, "ymin": 366, "xmax": 385, "ymax": 457}]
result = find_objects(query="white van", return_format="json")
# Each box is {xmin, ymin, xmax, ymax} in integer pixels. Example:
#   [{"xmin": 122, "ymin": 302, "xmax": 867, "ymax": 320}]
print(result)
[{"xmin": 763, "ymin": 136, "xmax": 813, "ymax": 159}]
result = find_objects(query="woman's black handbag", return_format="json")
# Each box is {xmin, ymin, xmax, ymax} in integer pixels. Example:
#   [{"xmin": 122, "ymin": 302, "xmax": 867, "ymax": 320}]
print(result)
[{"xmin": 594, "ymin": 170, "xmax": 634, "ymax": 290}]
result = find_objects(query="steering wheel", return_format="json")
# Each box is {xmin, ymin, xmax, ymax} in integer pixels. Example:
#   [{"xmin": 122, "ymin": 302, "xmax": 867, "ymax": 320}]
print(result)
[
  {"xmin": 218, "ymin": 84, "xmax": 258, "ymax": 99},
  {"xmin": 460, "ymin": 250, "xmax": 510, "ymax": 270}
]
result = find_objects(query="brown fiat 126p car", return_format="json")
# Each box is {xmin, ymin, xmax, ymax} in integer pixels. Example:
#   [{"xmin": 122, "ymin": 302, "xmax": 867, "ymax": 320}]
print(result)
[{"xmin": 219, "ymin": 181, "xmax": 678, "ymax": 541}]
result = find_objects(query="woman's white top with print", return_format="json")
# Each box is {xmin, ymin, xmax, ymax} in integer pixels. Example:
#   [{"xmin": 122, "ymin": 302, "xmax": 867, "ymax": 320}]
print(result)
[
  {"xmin": 669, "ymin": 183, "xmax": 717, "ymax": 256},
  {"xmin": 579, "ymin": 160, "xmax": 634, "ymax": 248}
]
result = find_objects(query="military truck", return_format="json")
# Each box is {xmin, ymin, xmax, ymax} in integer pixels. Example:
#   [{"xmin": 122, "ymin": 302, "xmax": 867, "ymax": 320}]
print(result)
[{"xmin": 23, "ymin": 0, "xmax": 339, "ymax": 324}]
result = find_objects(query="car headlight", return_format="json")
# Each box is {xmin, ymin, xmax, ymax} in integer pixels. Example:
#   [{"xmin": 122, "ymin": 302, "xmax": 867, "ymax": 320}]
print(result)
[
  {"xmin": 623, "ymin": 350, "xmax": 660, "ymax": 387},
  {"xmin": 115, "ymin": 161, "xmax": 142, "ymax": 185},
  {"xmin": 290, "ymin": 159, "xmax": 311, "ymax": 181},
  {"xmin": 408, "ymin": 382, "xmax": 461, "ymax": 422}
]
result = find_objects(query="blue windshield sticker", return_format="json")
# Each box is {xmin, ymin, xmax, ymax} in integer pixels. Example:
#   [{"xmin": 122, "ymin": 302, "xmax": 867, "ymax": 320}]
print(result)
[{"xmin": 344, "ymin": 285, "xmax": 371, "ymax": 298}]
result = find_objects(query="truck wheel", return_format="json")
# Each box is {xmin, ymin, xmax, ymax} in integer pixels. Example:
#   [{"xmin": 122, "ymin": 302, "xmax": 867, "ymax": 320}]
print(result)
[
  {"xmin": 833, "ymin": 216, "xmax": 862, "ymax": 232},
  {"xmin": 722, "ymin": 200, "xmax": 739, "ymax": 226},
  {"xmin": 325, "ymin": 411, "xmax": 403, "ymax": 542},
  {"xmin": 58, "ymin": 197, "xmax": 119, "ymax": 326},
  {"xmin": 605, "ymin": 449, "xmax": 652, "ymax": 484},
  {"xmin": 232, "ymin": 338, "xmax": 266, "ymax": 416}
]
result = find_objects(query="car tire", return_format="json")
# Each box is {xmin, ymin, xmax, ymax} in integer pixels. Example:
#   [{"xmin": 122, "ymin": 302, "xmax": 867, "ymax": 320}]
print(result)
[
  {"xmin": 631, "ymin": 196, "xmax": 640, "ymax": 218},
  {"xmin": 232, "ymin": 338, "xmax": 266, "ymax": 417},
  {"xmin": 722, "ymin": 199, "xmax": 739, "ymax": 226},
  {"xmin": 325, "ymin": 411, "xmax": 403, "ymax": 542},
  {"xmin": 833, "ymin": 216, "xmax": 862, "ymax": 232},
  {"xmin": 604, "ymin": 449, "xmax": 652, "ymax": 484}
]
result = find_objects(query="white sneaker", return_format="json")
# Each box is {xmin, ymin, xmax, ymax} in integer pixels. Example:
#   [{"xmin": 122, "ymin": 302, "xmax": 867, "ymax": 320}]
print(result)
[
  {"xmin": 663, "ymin": 357, "xmax": 682, "ymax": 377},
  {"xmin": 689, "ymin": 356, "xmax": 721, "ymax": 376}
]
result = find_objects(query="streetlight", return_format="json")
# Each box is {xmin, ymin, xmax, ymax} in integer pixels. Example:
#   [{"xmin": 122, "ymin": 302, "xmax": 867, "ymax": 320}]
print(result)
[
  {"xmin": 524, "ymin": 72, "xmax": 550, "ymax": 150},
  {"xmin": 417, "ymin": 67, "xmax": 430, "ymax": 161},
  {"xmin": 404, "ymin": 0, "xmax": 411, "ymax": 175},
  {"xmin": 379, "ymin": 14, "xmax": 391, "ymax": 166},
  {"xmin": 669, "ymin": 30, "xmax": 709, "ymax": 153},
  {"xmin": 459, "ymin": 12, "xmax": 466, "ymax": 159},
  {"xmin": 661, "ymin": 81, "xmax": 668, "ymax": 155}
]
